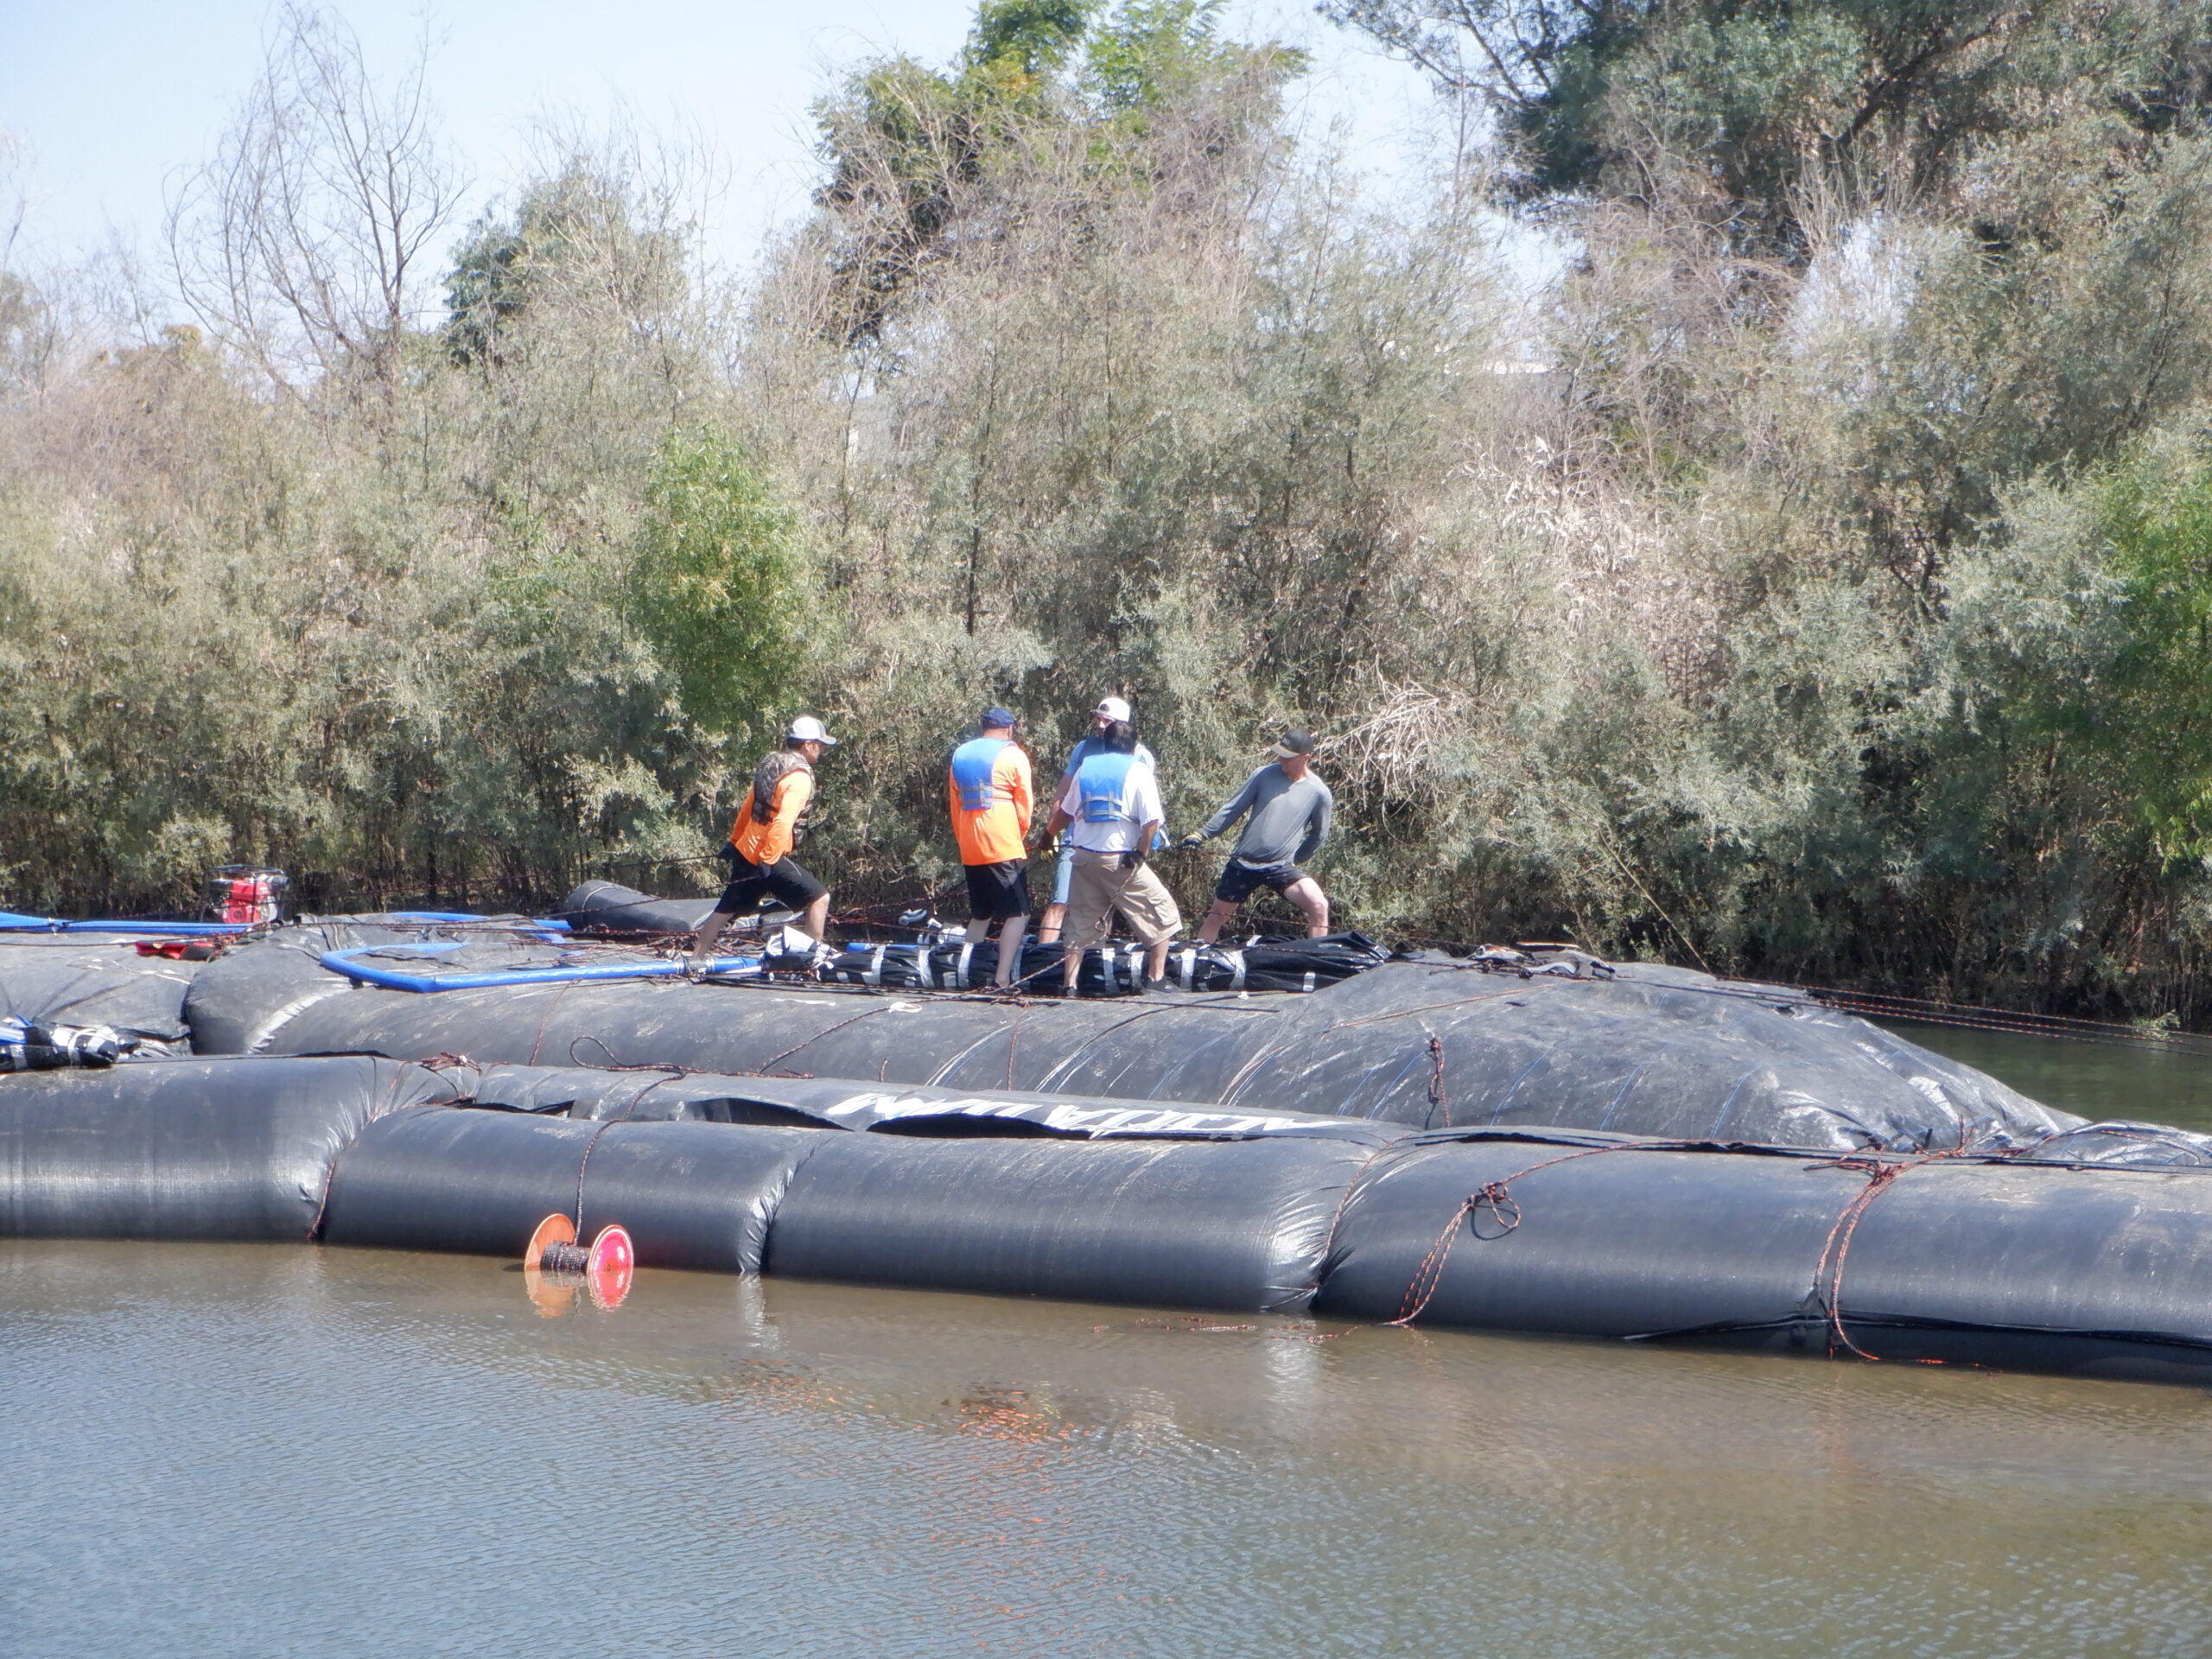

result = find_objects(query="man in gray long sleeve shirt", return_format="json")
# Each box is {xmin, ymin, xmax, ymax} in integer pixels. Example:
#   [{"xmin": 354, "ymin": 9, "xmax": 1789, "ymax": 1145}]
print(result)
[{"xmin": 1179, "ymin": 730, "xmax": 1334, "ymax": 943}]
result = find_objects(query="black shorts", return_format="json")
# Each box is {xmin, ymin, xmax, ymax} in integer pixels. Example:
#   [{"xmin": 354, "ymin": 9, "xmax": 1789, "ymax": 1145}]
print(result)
[
  {"xmin": 716, "ymin": 855, "xmax": 827, "ymax": 915},
  {"xmin": 964, "ymin": 858, "xmax": 1033, "ymax": 922},
  {"xmin": 1215, "ymin": 859, "xmax": 1306, "ymax": 905}
]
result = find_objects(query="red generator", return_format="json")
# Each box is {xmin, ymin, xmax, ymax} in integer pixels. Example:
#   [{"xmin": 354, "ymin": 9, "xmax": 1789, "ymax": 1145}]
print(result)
[{"xmin": 206, "ymin": 866, "xmax": 289, "ymax": 926}]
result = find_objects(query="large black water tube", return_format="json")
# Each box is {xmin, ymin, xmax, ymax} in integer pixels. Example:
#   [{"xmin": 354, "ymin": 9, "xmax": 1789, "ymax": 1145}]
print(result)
[
  {"xmin": 0, "ymin": 1055, "xmax": 462, "ymax": 1240},
  {"xmin": 1313, "ymin": 1130, "xmax": 2212, "ymax": 1382},
  {"xmin": 10, "ymin": 1055, "xmax": 2212, "ymax": 1378},
  {"xmin": 247, "ymin": 951, "xmax": 2074, "ymax": 1153},
  {"xmin": 317, "ymin": 1108, "xmax": 817, "ymax": 1273},
  {"xmin": 0, "ymin": 936, "xmax": 207, "ymax": 1046}
]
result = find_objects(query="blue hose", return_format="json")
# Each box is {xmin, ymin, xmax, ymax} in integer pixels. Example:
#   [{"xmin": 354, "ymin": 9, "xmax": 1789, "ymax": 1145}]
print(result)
[
  {"xmin": 0, "ymin": 912, "xmax": 251, "ymax": 936},
  {"xmin": 320, "ymin": 941, "xmax": 761, "ymax": 992}
]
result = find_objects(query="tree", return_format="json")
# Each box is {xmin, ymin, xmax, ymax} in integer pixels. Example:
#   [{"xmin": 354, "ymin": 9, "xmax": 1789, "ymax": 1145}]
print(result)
[
  {"xmin": 811, "ymin": 0, "xmax": 1301, "ymax": 340},
  {"xmin": 1321, "ymin": 0, "xmax": 2212, "ymax": 254},
  {"xmin": 444, "ymin": 162, "xmax": 688, "ymax": 369},
  {"xmin": 165, "ymin": 3, "xmax": 463, "ymax": 391},
  {"xmin": 630, "ymin": 428, "xmax": 817, "ymax": 743}
]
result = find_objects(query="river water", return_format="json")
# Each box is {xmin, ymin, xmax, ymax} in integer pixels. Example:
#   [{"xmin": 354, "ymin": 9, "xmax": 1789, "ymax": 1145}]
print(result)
[{"xmin": 7, "ymin": 1029, "xmax": 2212, "ymax": 1657}]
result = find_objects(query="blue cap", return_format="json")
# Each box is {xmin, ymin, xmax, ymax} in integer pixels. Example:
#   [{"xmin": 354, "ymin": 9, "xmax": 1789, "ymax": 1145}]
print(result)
[{"xmin": 982, "ymin": 706, "xmax": 1017, "ymax": 730}]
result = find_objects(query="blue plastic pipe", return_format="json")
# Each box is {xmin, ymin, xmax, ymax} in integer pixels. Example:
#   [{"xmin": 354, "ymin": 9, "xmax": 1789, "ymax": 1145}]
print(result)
[
  {"xmin": 320, "ymin": 941, "xmax": 760, "ymax": 992},
  {"xmin": 0, "ymin": 912, "xmax": 251, "ymax": 936}
]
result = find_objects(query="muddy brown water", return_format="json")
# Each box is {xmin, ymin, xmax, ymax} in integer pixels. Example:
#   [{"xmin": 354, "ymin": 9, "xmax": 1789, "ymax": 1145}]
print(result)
[{"xmin": 8, "ymin": 1029, "xmax": 2212, "ymax": 1656}]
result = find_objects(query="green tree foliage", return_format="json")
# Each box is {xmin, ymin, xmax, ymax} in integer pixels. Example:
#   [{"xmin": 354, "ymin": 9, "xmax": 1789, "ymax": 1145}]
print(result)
[{"xmin": 630, "ymin": 428, "xmax": 816, "ymax": 745}]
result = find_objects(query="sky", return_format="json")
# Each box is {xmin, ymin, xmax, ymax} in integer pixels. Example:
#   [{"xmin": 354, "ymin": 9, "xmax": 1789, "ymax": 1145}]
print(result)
[{"xmin": 0, "ymin": 0, "xmax": 1446, "ymax": 285}]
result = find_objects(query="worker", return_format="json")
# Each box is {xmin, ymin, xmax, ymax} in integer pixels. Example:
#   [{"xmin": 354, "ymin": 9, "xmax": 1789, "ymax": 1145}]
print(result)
[
  {"xmin": 948, "ymin": 705, "xmax": 1033, "ymax": 988},
  {"xmin": 690, "ymin": 715, "xmax": 836, "ymax": 969},
  {"xmin": 1037, "ymin": 695, "xmax": 1155, "ymax": 944},
  {"xmin": 1179, "ymin": 729, "xmax": 1333, "ymax": 943},
  {"xmin": 1044, "ymin": 718, "xmax": 1180, "ymax": 995}
]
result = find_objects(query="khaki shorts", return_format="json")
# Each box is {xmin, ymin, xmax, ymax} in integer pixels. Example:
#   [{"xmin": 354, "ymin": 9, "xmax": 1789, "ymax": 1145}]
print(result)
[{"xmin": 1063, "ymin": 848, "xmax": 1182, "ymax": 949}]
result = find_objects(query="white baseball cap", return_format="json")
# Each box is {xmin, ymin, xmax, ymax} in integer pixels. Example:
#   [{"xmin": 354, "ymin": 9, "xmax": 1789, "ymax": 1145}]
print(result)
[
  {"xmin": 785, "ymin": 715, "xmax": 838, "ymax": 746},
  {"xmin": 1094, "ymin": 696, "xmax": 1132, "ymax": 722}
]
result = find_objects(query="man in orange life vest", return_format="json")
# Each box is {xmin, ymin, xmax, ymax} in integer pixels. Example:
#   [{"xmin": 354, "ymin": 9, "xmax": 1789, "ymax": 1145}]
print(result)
[
  {"xmin": 690, "ymin": 715, "xmax": 836, "ymax": 970},
  {"xmin": 947, "ymin": 705, "xmax": 1034, "ymax": 988}
]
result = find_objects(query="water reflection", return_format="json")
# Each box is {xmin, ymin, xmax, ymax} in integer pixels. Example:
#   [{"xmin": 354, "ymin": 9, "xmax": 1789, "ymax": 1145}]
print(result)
[
  {"xmin": 5, "ymin": 1239, "xmax": 2212, "ymax": 1656},
  {"xmin": 1887, "ymin": 1019, "xmax": 2212, "ymax": 1132}
]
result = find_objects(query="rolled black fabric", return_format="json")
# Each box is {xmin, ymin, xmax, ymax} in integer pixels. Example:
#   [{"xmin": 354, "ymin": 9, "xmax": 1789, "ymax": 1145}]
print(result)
[
  {"xmin": 550, "ymin": 880, "xmax": 718, "ymax": 935},
  {"xmin": 0, "ymin": 1054, "xmax": 461, "ymax": 1240},
  {"xmin": 318, "ymin": 1108, "xmax": 817, "ymax": 1273},
  {"xmin": 766, "ymin": 1131, "xmax": 1376, "ymax": 1313}
]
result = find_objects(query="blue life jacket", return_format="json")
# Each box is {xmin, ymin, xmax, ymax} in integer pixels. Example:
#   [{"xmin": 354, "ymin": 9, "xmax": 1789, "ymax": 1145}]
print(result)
[
  {"xmin": 1074, "ymin": 752, "xmax": 1139, "ymax": 824},
  {"xmin": 950, "ymin": 736, "xmax": 1013, "ymax": 813}
]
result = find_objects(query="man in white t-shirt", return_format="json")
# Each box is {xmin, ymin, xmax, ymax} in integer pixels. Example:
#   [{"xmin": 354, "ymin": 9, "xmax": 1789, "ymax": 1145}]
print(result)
[{"xmin": 1039, "ymin": 718, "xmax": 1181, "ymax": 994}]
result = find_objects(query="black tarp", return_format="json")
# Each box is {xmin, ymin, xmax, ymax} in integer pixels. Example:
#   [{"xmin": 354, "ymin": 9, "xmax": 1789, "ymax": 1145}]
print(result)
[
  {"xmin": 250, "ymin": 955, "xmax": 2075, "ymax": 1152},
  {"xmin": 0, "ymin": 1054, "xmax": 462, "ymax": 1240}
]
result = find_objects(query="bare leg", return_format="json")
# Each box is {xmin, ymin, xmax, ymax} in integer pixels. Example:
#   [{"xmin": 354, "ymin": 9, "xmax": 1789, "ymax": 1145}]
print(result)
[
  {"xmin": 994, "ymin": 923, "xmax": 1023, "ymax": 988},
  {"xmin": 1194, "ymin": 898, "xmax": 1238, "ymax": 945},
  {"xmin": 1038, "ymin": 901, "xmax": 1065, "ymax": 944},
  {"xmin": 1283, "ymin": 877, "xmax": 1329, "ymax": 938},
  {"xmin": 1061, "ymin": 942, "xmax": 1081, "ymax": 989},
  {"xmin": 799, "ymin": 893, "xmax": 830, "ymax": 944},
  {"xmin": 689, "ymin": 907, "xmax": 736, "ymax": 969},
  {"xmin": 1143, "ymin": 936, "xmax": 1172, "ymax": 982}
]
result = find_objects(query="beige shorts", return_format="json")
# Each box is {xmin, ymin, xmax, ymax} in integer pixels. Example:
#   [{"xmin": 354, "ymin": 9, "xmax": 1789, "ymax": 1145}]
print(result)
[{"xmin": 1063, "ymin": 848, "xmax": 1182, "ymax": 949}]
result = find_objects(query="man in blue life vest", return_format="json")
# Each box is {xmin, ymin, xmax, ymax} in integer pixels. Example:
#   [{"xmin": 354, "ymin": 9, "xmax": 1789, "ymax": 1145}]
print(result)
[
  {"xmin": 1041, "ymin": 717, "xmax": 1181, "ymax": 995},
  {"xmin": 1037, "ymin": 695, "xmax": 1156, "ymax": 944},
  {"xmin": 947, "ymin": 706, "xmax": 1033, "ymax": 988}
]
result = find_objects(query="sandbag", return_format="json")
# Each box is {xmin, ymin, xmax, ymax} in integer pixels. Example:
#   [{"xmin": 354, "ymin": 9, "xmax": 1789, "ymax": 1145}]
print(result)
[
  {"xmin": 766, "ymin": 1130, "xmax": 1377, "ymax": 1313},
  {"xmin": 0, "ymin": 1054, "xmax": 461, "ymax": 1240},
  {"xmin": 317, "ymin": 1107, "xmax": 816, "ymax": 1273},
  {"xmin": 0, "ymin": 938, "xmax": 204, "ymax": 1045},
  {"xmin": 1312, "ymin": 1129, "xmax": 2212, "ymax": 1382}
]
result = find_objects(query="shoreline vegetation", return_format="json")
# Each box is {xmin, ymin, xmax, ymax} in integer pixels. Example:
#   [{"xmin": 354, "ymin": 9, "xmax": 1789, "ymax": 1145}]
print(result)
[{"xmin": 8, "ymin": 1, "xmax": 2212, "ymax": 1024}]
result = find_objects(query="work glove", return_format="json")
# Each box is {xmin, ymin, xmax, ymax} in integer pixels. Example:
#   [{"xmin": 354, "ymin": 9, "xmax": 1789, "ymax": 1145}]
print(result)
[
  {"xmin": 1173, "ymin": 834, "xmax": 1205, "ymax": 851},
  {"xmin": 1118, "ymin": 850, "xmax": 1145, "ymax": 870}
]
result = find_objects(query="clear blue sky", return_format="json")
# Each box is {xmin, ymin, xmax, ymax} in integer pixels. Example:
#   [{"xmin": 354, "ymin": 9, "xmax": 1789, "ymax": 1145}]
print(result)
[{"xmin": 0, "ymin": 0, "xmax": 1438, "ymax": 279}]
